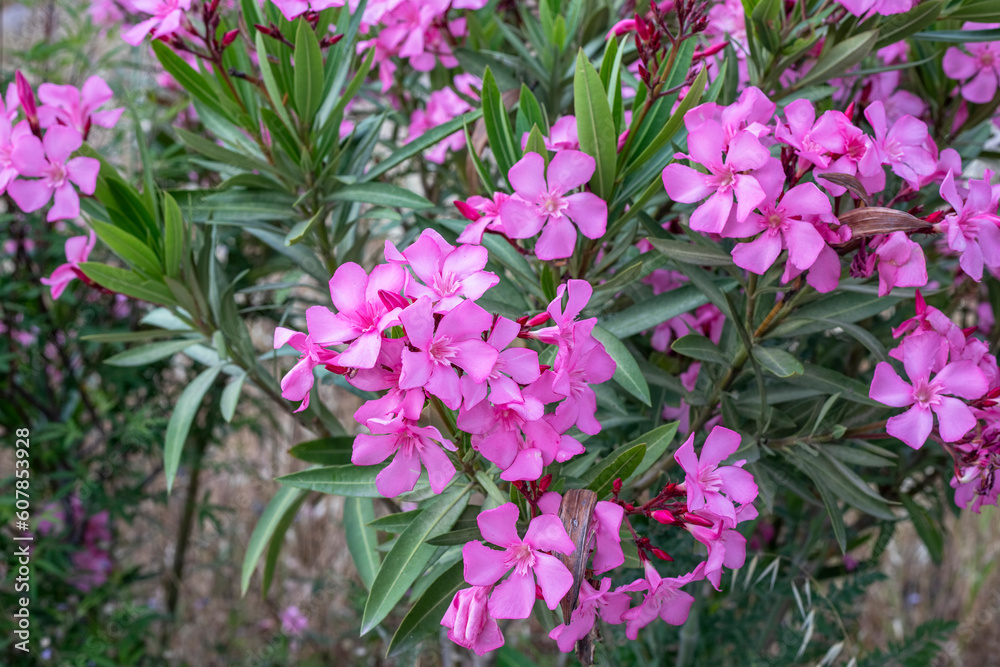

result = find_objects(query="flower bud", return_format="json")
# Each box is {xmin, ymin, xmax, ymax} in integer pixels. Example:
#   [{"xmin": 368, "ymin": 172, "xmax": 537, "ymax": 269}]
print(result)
[
  {"xmin": 221, "ymin": 29, "xmax": 239, "ymax": 48},
  {"xmin": 16, "ymin": 71, "xmax": 39, "ymax": 133},
  {"xmin": 612, "ymin": 477, "xmax": 623, "ymax": 495},
  {"xmin": 650, "ymin": 510, "xmax": 674, "ymax": 524},
  {"xmin": 538, "ymin": 474, "xmax": 552, "ymax": 493},
  {"xmin": 651, "ymin": 547, "xmax": 673, "ymax": 562},
  {"xmin": 454, "ymin": 200, "xmax": 482, "ymax": 222}
]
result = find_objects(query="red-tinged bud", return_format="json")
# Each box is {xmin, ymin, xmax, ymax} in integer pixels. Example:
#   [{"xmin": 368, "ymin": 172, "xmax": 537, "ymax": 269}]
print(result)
[
  {"xmin": 635, "ymin": 14, "xmax": 651, "ymax": 41},
  {"xmin": 454, "ymin": 199, "xmax": 481, "ymax": 222},
  {"xmin": 525, "ymin": 312, "xmax": 551, "ymax": 327},
  {"xmin": 538, "ymin": 474, "xmax": 552, "ymax": 492},
  {"xmin": 987, "ymin": 387, "xmax": 1000, "ymax": 399},
  {"xmin": 612, "ymin": 477, "xmax": 623, "ymax": 495},
  {"xmin": 538, "ymin": 364, "xmax": 551, "ymax": 373},
  {"xmin": 844, "ymin": 101, "xmax": 856, "ymax": 121},
  {"xmin": 15, "ymin": 71, "xmax": 39, "ymax": 133},
  {"xmin": 651, "ymin": 547, "xmax": 673, "ymax": 562},
  {"xmin": 650, "ymin": 510, "xmax": 674, "ymax": 524},
  {"xmin": 637, "ymin": 62, "xmax": 649, "ymax": 82},
  {"xmin": 682, "ymin": 512, "xmax": 715, "ymax": 528},
  {"xmin": 963, "ymin": 326, "xmax": 978, "ymax": 338},
  {"xmin": 982, "ymin": 399, "xmax": 998, "ymax": 407},
  {"xmin": 324, "ymin": 362, "xmax": 349, "ymax": 374},
  {"xmin": 321, "ymin": 34, "xmax": 345, "ymax": 48},
  {"xmin": 208, "ymin": 0, "xmax": 221, "ymax": 12},
  {"xmin": 535, "ymin": 583, "xmax": 545, "ymax": 600},
  {"xmin": 254, "ymin": 24, "xmax": 273, "ymax": 36},
  {"xmin": 378, "ymin": 289, "xmax": 409, "ymax": 311},
  {"xmin": 693, "ymin": 41, "xmax": 728, "ymax": 60},
  {"xmin": 515, "ymin": 315, "xmax": 529, "ymax": 325},
  {"xmin": 923, "ymin": 210, "xmax": 946, "ymax": 224},
  {"xmin": 624, "ymin": 503, "xmax": 635, "ymax": 512},
  {"xmin": 221, "ymin": 29, "xmax": 239, "ymax": 48},
  {"xmin": 914, "ymin": 289, "xmax": 926, "ymax": 313}
]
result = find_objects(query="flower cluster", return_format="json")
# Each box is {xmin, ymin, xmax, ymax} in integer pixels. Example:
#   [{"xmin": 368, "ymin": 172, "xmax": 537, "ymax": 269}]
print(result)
[
  {"xmin": 2, "ymin": 73, "xmax": 109, "ymax": 222},
  {"xmin": 457, "ymin": 148, "xmax": 609, "ymax": 260},
  {"xmin": 870, "ymin": 292, "xmax": 1000, "ymax": 511},
  {"xmin": 444, "ymin": 426, "xmax": 758, "ymax": 655},
  {"xmin": 39, "ymin": 499, "xmax": 113, "ymax": 593},
  {"xmin": 273, "ymin": 229, "xmax": 616, "ymax": 496}
]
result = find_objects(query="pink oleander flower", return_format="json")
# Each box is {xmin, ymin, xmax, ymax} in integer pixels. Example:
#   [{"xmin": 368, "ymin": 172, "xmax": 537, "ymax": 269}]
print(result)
[
  {"xmin": 812, "ymin": 110, "xmax": 885, "ymax": 197},
  {"xmin": 456, "ymin": 192, "xmax": 509, "ymax": 244},
  {"xmin": 869, "ymin": 331, "xmax": 989, "ymax": 449},
  {"xmin": 860, "ymin": 101, "xmax": 936, "ymax": 190},
  {"xmin": 951, "ymin": 441, "xmax": 1000, "ymax": 512},
  {"xmin": 271, "ymin": 0, "xmax": 346, "ymax": 21},
  {"xmin": 353, "ymin": 413, "xmax": 457, "ymax": 497},
  {"xmin": 520, "ymin": 115, "xmax": 580, "ymax": 152},
  {"xmin": 686, "ymin": 503, "xmax": 757, "ymax": 590},
  {"xmin": 349, "ymin": 337, "xmax": 426, "ymax": 425},
  {"xmin": 273, "ymin": 322, "xmax": 340, "ymax": 413},
  {"xmin": 41, "ymin": 230, "xmax": 96, "ymax": 300},
  {"xmin": 536, "ymin": 492, "xmax": 624, "ymax": 574},
  {"xmin": 675, "ymin": 426, "xmax": 758, "ymax": 526},
  {"xmin": 385, "ymin": 228, "xmax": 498, "ymax": 312},
  {"xmin": 835, "ymin": 0, "xmax": 914, "ymax": 17},
  {"xmin": 442, "ymin": 586, "xmax": 505, "ymax": 656},
  {"xmin": 621, "ymin": 561, "xmax": 704, "ymax": 639},
  {"xmin": 122, "ymin": 0, "xmax": 193, "ymax": 46},
  {"xmin": 0, "ymin": 113, "xmax": 37, "ymax": 194},
  {"xmin": 462, "ymin": 502, "xmax": 575, "ymax": 619},
  {"xmin": 406, "ymin": 84, "xmax": 473, "ymax": 164},
  {"xmin": 549, "ymin": 578, "xmax": 645, "ymax": 652},
  {"xmin": 461, "ymin": 316, "xmax": 541, "ymax": 408},
  {"xmin": 938, "ymin": 170, "xmax": 1000, "ymax": 282},
  {"xmin": 775, "ymin": 99, "xmax": 836, "ymax": 169},
  {"xmin": 8, "ymin": 125, "xmax": 99, "ymax": 221},
  {"xmin": 729, "ymin": 182, "xmax": 833, "ymax": 276},
  {"xmin": 499, "ymin": 150, "xmax": 608, "ymax": 260},
  {"xmin": 872, "ymin": 232, "xmax": 927, "ymax": 296},
  {"xmin": 662, "ymin": 125, "xmax": 774, "ymax": 234},
  {"xmin": 306, "ymin": 262, "xmax": 406, "ymax": 369},
  {"xmin": 457, "ymin": 396, "xmax": 560, "ymax": 481},
  {"xmin": 279, "ymin": 606, "xmax": 309, "ymax": 637},
  {"xmin": 38, "ymin": 76, "xmax": 124, "ymax": 137},
  {"xmin": 943, "ymin": 24, "xmax": 1000, "ymax": 105},
  {"xmin": 398, "ymin": 296, "xmax": 498, "ymax": 410}
]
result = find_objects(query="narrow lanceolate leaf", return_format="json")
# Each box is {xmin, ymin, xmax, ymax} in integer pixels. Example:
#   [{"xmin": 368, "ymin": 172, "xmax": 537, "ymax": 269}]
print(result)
[
  {"xmin": 360, "ymin": 485, "xmax": 471, "ymax": 635},
  {"xmin": 628, "ymin": 422, "xmax": 680, "ymax": 482},
  {"xmin": 163, "ymin": 193, "xmax": 185, "ymax": 279},
  {"xmin": 646, "ymin": 237, "xmax": 733, "ymax": 266},
  {"xmin": 752, "ymin": 347, "xmax": 804, "ymax": 378},
  {"xmin": 104, "ymin": 339, "xmax": 198, "ymax": 367},
  {"xmin": 672, "ymin": 334, "xmax": 730, "ymax": 365},
  {"xmin": 89, "ymin": 220, "xmax": 163, "ymax": 278},
  {"xmin": 327, "ymin": 182, "xmax": 433, "ymax": 209},
  {"xmin": 900, "ymin": 494, "xmax": 944, "ymax": 564},
  {"xmin": 949, "ymin": 0, "xmax": 1000, "ymax": 22},
  {"xmin": 164, "ymin": 364, "xmax": 223, "ymax": 493},
  {"xmin": 600, "ymin": 284, "xmax": 712, "ymax": 338},
  {"xmin": 481, "ymin": 67, "xmax": 519, "ymax": 182},
  {"xmin": 874, "ymin": 0, "xmax": 944, "ymax": 49},
  {"xmin": 241, "ymin": 486, "xmax": 308, "ymax": 595},
  {"xmin": 574, "ymin": 49, "xmax": 617, "ymax": 200},
  {"xmin": 294, "ymin": 20, "xmax": 324, "ymax": 126},
  {"xmin": 365, "ymin": 110, "xmax": 482, "ymax": 181},
  {"xmin": 583, "ymin": 443, "xmax": 646, "ymax": 499},
  {"xmin": 220, "ymin": 372, "xmax": 246, "ymax": 423},
  {"xmin": 788, "ymin": 31, "xmax": 879, "ymax": 93},
  {"xmin": 344, "ymin": 497, "xmax": 380, "ymax": 589},
  {"xmin": 152, "ymin": 40, "xmax": 236, "ymax": 121},
  {"xmin": 288, "ymin": 436, "xmax": 356, "ymax": 465},
  {"xmin": 592, "ymin": 325, "xmax": 651, "ymax": 406},
  {"xmin": 276, "ymin": 464, "xmax": 385, "ymax": 497},
  {"xmin": 387, "ymin": 560, "xmax": 466, "ymax": 657},
  {"xmin": 262, "ymin": 490, "xmax": 309, "ymax": 596}
]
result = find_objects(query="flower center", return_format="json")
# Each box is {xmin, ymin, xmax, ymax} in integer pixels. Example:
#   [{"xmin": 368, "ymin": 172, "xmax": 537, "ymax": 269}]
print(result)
[
  {"xmin": 883, "ymin": 137, "xmax": 904, "ymax": 162},
  {"xmin": 433, "ymin": 272, "xmax": 460, "ymax": 297},
  {"xmin": 911, "ymin": 377, "xmax": 942, "ymax": 408},
  {"xmin": 538, "ymin": 189, "xmax": 568, "ymax": 218},
  {"xmin": 505, "ymin": 542, "xmax": 536, "ymax": 576},
  {"xmin": 428, "ymin": 335, "xmax": 457, "ymax": 365},
  {"xmin": 699, "ymin": 464, "xmax": 723, "ymax": 494},
  {"xmin": 43, "ymin": 161, "xmax": 67, "ymax": 188}
]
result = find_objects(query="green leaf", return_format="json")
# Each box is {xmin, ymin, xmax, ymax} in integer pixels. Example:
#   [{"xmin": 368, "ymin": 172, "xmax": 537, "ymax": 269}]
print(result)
[
  {"xmin": 367, "ymin": 509, "xmax": 423, "ymax": 533},
  {"xmin": 786, "ymin": 363, "xmax": 881, "ymax": 406},
  {"xmin": 672, "ymin": 334, "xmax": 731, "ymax": 365},
  {"xmin": 481, "ymin": 67, "xmax": 519, "ymax": 183},
  {"xmin": 574, "ymin": 49, "xmax": 617, "ymax": 199},
  {"xmin": 591, "ymin": 325, "xmax": 651, "ymax": 406},
  {"xmin": 815, "ymin": 477, "xmax": 848, "ymax": 553},
  {"xmin": 276, "ymin": 464, "xmax": 384, "ymax": 496},
  {"xmin": 284, "ymin": 209, "xmax": 325, "ymax": 246},
  {"xmin": 294, "ymin": 20, "xmax": 325, "ymax": 124},
  {"xmin": 475, "ymin": 471, "xmax": 508, "ymax": 506},
  {"xmin": 627, "ymin": 65, "xmax": 709, "ymax": 173},
  {"xmin": 524, "ymin": 124, "xmax": 549, "ymax": 165},
  {"xmin": 361, "ymin": 485, "xmax": 471, "ymax": 635},
  {"xmin": 163, "ymin": 193, "xmax": 185, "ymax": 279},
  {"xmin": 911, "ymin": 28, "xmax": 1000, "ymax": 42},
  {"xmin": 387, "ymin": 560, "xmax": 466, "ymax": 656},
  {"xmin": 515, "ymin": 83, "xmax": 548, "ymax": 138},
  {"xmin": 646, "ymin": 237, "xmax": 733, "ymax": 266},
  {"xmin": 628, "ymin": 422, "xmax": 680, "ymax": 482},
  {"xmin": 900, "ymin": 494, "xmax": 943, "ymax": 564},
  {"xmin": 365, "ymin": 110, "xmax": 482, "ymax": 181},
  {"xmin": 752, "ymin": 347, "xmax": 804, "ymax": 378},
  {"xmin": 90, "ymin": 220, "xmax": 163, "ymax": 278},
  {"xmin": 288, "ymin": 436, "xmax": 355, "ymax": 466},
  {"xmin": 768, "ymin": 292, "xmax": 902, "ymax": 337},
  {"xmin": 261, "ymin": 489, "xmax": 309, "ymax": 596},
  {"xmin": 344, "ymin": 497, "xmax": 380, "ymax": 589},
  {"xmin": 787, "ymin": 31, "xmax": 879, "ymax": 93},
  {"xmin": 600, "ymin": 284, "xmax": 713, "ymax": 338},
  {"xmin": 425, "ymin": 527, "xmax": 482, "ymax": 546},
  {"xmin": 220, "ymin": 372, "xmax": 246, "ymax": 423},
  {"xmin": 82, "ymin": 329, "xmax": 194, "ymax": 343},
  {"xmin": 175, "ymin": 127, "xmax": 275, "ymax": 174},
  {"xmin": 78, "ymin": 263, "xmax": 176, "ymax": 306},
  {"xmin": 327, "ymin": 182, "xmax": 433, "ymax": 209},
  {"xmin": 949, "ymin": 0, "xmax": 1000, "ymax": 22},
  {"xmin": 874, "ymin": 0, "xmax": 944, "ymax": 49},
  {"xmin": 165, "ymin": 364, "xmax": 223, "ymax": 493},
  {"xmin": 241, "ymin": 486, "xmax": 307, "ymax": 595},
  {"xmin": 152, "ymin": 40, "xmax": 237, "ymax": 121},
  {"xmin": 584, "ymin": 443, "xmax": 646, "ymax": 499},
  {"xmin": 104, "ymin": 339, "xmax": 198, "ymax": 367}
]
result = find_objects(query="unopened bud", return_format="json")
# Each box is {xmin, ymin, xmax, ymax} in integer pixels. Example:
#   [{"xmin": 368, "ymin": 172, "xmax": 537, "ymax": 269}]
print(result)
[
  {"xmin": 454, "ymin": 200, "xmax": 481, "ymax": 222},
  {"xmin": 844, "ymin": 101, "xmax": 856, "ymax": 121},
  {"xmin": 525, "ymin": 312, "xmax": 551, "ymax": 327},
  {"xmin": 15, "ymin": 71, "xmax": 39, "ymax": 133},
  {"xmin": 612, "ymin": 478, "xmax": 623, "ymax": 495},
  {"xmin": 651, "ymin": 547, "xmax": 673, "ymax": 562},
  {"xmin": 650, "ymin": 510, "xmax": 674, "ymax": 524},
  {"xmin": 221, "ymin": 29, "xmax": 239, "ymax": 48},
  {"xmin": 324, "ymin": 362, "xmax": 348, "ymax": 374},
  {"xmin": 682, "ymin": 512, "xmax": 715, "ymax": 528},
  {"xmin": 378, "ymin": 289, "xmax": 409, "ymax": 311},
  {"xmin": 539, "ymin": 474, "xmax": 552, "ymax": 492}
]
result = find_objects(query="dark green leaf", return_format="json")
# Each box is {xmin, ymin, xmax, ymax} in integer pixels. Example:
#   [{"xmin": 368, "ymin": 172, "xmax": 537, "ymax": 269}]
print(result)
[
  {"xmin": 294, "ymin": 20, "xmax": 325, "ymax": 124},
  {"xmin": 752, "ymin": 347, "xmax": 804, "ymax": 377},
  {"xmin": 672, "ymin": 334, "xmax": 731, "ymax": 365},
  {"xmin": 327, "ymin": 182, "xmax": 433, "ymax": 209},
  {"xmin": 900, "ymin": 494, "xmax": 943, "ymax": 564},
  {"xmin": 276, "ymin": 464, "xmax": 384, "ymax": 497},
  {"xmin": 600, "ymin": 284, "xmax": 712, "ymax": 338},
  {"xmin": 367, "ymin": 509, "xmax": 423, "ymax": 533},
  {"xmin": 592, "ymin": 325, "xmax": 651, "ymax": 406},
  {"xmin": 481, "ymin": 67, "xmax": 519, "ymax": 184},
  {"xmin": 646, "ymin": 237, "xmax": 733, "ymax": 266},
  {"xmin": 241, "ymin": 486, "xmax": 307, "ymax": 595},
  {"xmin": 165, "ymin": 364, "xmax": 223, "ymax": 493},
  {"xmin": 387, "ymin": 561, "xmax": 466, "ymax": 656},
  {"xmin": 584, "ymin": 444, "xmax": 646, "ymax": 499},
  {"xmin": 574, "ymin": 49, "xmax": 617, "ymax": 199},
  {"xmin": 365, "ymin": 110, "xmax": 482, "ymax": 181},
  {"xmin": 874, "ymin": 0, "xmax": 944, "ymax": 49},
  {"xmin": 220, "ymin": 372, "xmax": 246, "ymax": 423},
  {"xmin": 344, "ymin": 497, "xmax": 380, "ymax": 589},
  {"xmin": 78, "ymin": 263, "xmax": 176, "ymax": 305},
  {"xmin": 104, "ymin": 339, "xmax": 198, "ymax": 367},
  {"xmin": 289, "ymin": 436, "xmax": 355, "ymax": 465}
]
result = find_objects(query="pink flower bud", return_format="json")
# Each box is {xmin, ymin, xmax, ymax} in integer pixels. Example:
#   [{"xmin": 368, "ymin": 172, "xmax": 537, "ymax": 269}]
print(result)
[{"xmin": 221, "ymin": 29, "xmax": 239, "ymax": 48}]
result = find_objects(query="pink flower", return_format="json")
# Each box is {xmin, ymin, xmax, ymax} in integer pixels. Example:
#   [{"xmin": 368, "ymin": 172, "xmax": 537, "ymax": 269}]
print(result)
[
  {"xmin": 685, "ymin": 503, "xmax": 757, "ymax": 590},
  {"xmin": 499, "ymin": 150, "xmax": 608, "ymax": 260},
  {"xmin": 273, "ymin": 323, "xmax": 340, "ymax": 413},
  {"xmin": 675, "ymin": 426, "xmax": 758, "ymax": 526},
  {"xmin": 0, "ymin": 114, "xmax": 36, "ymax": 194},
  {"xmin": 549, "ymin": 578, "xmax": 644, "ymax": 652},
  {"xmin": 271, "ymin": 0, "xmax": 346, "ymax": 21},
  {"xmin": 462, "ymin": 502, "xmax": 575, "ymax": 619},
  {"xmin": 442, "ymin": 586, "xmax": 505, "ymax": 656},
  {"xmin": 662, "ymin": 125, "xmax": 774, "ymax": 234},
  {"xmin": 872, "ymin": 232, "xmax": 927, "ymax": 296},
  {"xmin": 775, "ymin": 99, "xmax": 836, "ymax": 169},
  {"xmin": 456, "ymin": 192, "xmax": 509, "ymax": 244},
  {"xmin": 38, "ymin": 76, "xmax": 124, "ymax": 136},
  {"xmin": 386, "ymin": 228, "xmax": 498, "ymax": 312},
  {"xmin": 812, "ymin": 110, "xmax": 884, "ymax": 197},
  {"xmin": 8, "ymin": 125, "xmax": 99, "ymax": 221},
  {"xmin": 729, "ymin": 182, "xmax": 832, "ymax": 276},
  {"xmin": 349, "ymin": 337, "xmax": 426, "ymax": 425},
  {"xmin": 938, "ymin": 170, "xmax": 1000, "ymax": 281},
  {"xmin": 279, "ymin": 606, "xmax": 309, "ymax": 637},
  {"xmin": 860, "ymin": 101, "xmax": 936, "ymax": 190},
  {"xmin": 457, "ymin": 397, "xmax": 560, "ymax": 481},
  {"xmin": 621, "ymin": 561, "xmax": 704, "ymax": 638},
  {"xmin": 520, "ymin": 115, "xmax": 580, "ymax": 152},
  {"xmin": 870, "ymin": 331, "xmax": 989, "ymax": 449},
  {"xmin": 306, "ymin": 262, "xmax": 406, "ymax": 369},
  {"xmin": 398, "ymin": 297, "xmax": 498, "ymax": 410},
  {"xmin": 835, "ymin": 0, "xmax": 914, "ymax": 17},
  {"xmin": 69, "ymin": 547, "xmax": 113, "ymax": 592},
  {"xmin": 461, "ymin": 316, "xmax": 541, "ymax": 408},
  {"xmin": 943, "ymin": 24, "xmax": 1000, "ymax": 104},
  {"xmin": 41, "ymin": 229, "xmax": 96, "ymax": 299},
  {"xmin": 122, "ymin": 0, "xmax": 193, "ymax": 46},
  {"xmin": 353, "ymin": 414, "xmax": 457, "ymax": 497},
  {"xmin": 406, "ymin": 84, "xmax": 474, "ymax": 164}
]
